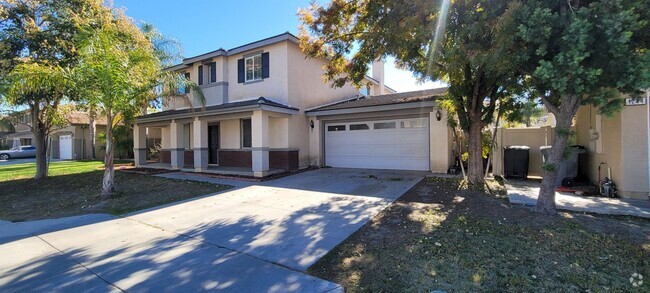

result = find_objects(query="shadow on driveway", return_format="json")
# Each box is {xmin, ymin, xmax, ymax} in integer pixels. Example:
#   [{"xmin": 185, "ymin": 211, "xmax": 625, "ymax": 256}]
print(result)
[{"xmin": 0, "ymin": 168, "xmax": 426, "ymax": 292}]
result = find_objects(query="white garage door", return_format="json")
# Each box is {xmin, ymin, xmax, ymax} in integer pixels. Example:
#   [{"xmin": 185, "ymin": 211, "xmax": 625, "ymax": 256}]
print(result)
[
  {"xmin": 325, "ymin": 117, "xmax": 429, "ymax": 171},
  {"xmin": 59, "ymin": 135, "xmax": 72, "ymax": 160}
]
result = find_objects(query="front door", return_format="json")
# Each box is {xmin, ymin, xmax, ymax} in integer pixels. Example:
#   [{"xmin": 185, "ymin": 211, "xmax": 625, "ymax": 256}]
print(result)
[{"xmin": 208, "ymin": 125, "xmax": 219, "ymax": 164}]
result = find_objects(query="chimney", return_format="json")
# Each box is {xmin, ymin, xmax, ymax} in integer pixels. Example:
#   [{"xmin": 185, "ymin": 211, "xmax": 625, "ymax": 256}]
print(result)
[{"xmin": 372, "ymin": 59, "xmax": 385, "ymax": 95}]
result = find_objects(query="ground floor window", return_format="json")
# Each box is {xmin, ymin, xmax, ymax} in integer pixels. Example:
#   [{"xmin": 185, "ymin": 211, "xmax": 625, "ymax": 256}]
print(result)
[
  {"xmin": 241, "ymin": 119, "xmax": 252, "ymax": 148},
  {"xmin": 21, "ymin": 138, "xmax": 32, "ymax": 146}
]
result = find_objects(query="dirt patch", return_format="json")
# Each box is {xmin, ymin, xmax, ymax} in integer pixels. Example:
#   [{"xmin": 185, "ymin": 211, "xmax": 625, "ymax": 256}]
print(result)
[
  {"xmin": 308, "ymin": 177, "xmax": 649, "ymax": 292},
  {"xmin": 0, "ymin": 170, "xmax": 231, "ymax": 221}
]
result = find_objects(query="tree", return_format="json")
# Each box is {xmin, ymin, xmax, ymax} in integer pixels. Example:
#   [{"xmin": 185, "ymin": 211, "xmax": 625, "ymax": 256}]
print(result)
[
  {"xmin": 76, "ymin": 5, "xmax": 203, "ymax": 198},
  {"xmin": 516, "ymin": 99, "xmax": 545, "ymax": 127},
  {"xmin": 75, "ymin": 6, "xmax": 158, "ymax": 197},
  {"xmin": 0, "ymin": 0, "xmax": 101, "ymax": 179},
  {"xmin": 299, "ymin": 0, "xmax": 527, "ymax": 185},
  {"xmin": 516, "ymin": 0, "xmax": 649, "ymax": 213}
]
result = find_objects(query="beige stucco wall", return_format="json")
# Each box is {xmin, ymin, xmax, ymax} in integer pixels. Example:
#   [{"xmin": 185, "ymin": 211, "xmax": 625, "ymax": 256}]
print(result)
[
  {"xmin": 219, "ymin": 119, "xmax": 241, "ymax": 149},
  {"xmin": 269, "ymin": 116, "xmax": 289, "ymax": 148},
  {"xmin": 160, "ymin": 126, "xmax": 170, "ymax": 149},
  {"xmin": 492, "ymin": 126, "xmax": 556, "ymax": 177},
  {"xmin": 619, "ymin": 102, "xmax": 649, "ymax": 198},
  {"xmin": 575, "ymin": 103, "xmax": 649, "ymax": 199},
  {"xmin": 228, "ymin": 42, "xmax": 290, "ymax": 104},
  {"xmin": 285, "ymin": 42, "xmax": 362, "ymax": 166},
  {"xmin": 286, "ymin": 42, "xmax": 360, "ymax": 109}
]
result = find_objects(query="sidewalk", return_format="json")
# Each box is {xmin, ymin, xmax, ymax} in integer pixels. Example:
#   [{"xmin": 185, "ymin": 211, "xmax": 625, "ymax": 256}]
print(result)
[{"xmin": 507, "ymin": 180, "xmax": 650, "ymax": 218}]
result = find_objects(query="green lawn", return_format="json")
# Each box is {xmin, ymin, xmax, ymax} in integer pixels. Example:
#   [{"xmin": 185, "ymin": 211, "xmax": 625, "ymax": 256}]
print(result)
[
  {"xmin": 0, "ymin": 160, "xmax": 109, "ymax": 182},
  {"xmin": 0, "ymin": 160, "xmax": 232, "ymax": 221}
]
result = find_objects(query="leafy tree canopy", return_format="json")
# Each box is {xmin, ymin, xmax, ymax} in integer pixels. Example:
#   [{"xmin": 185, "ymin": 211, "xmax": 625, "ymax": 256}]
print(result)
[{"xmin": 299, "ymin": 0, "xmax": 528, "ymax": 184}]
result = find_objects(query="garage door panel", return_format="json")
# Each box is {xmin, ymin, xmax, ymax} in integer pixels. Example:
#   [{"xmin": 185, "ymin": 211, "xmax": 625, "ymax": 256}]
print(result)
[
  {"xmin": 399, "ymin": 145, "xmax": 429, "ymax": 157},
  {"xmin": 325, "ymin": 118, "xmax": 429, "ymax": 171}
]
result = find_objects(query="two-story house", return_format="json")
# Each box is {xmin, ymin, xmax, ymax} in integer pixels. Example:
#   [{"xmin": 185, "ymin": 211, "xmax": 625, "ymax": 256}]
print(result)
[{"xmin": 134, "ymin": 33, "xmax": 453, "ymax": 177}]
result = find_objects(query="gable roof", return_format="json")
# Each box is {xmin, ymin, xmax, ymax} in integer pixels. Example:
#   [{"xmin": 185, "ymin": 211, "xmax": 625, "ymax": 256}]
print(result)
[{"xmin": 307, "ymin": 87, "xmax": 448, "ymax": 113}]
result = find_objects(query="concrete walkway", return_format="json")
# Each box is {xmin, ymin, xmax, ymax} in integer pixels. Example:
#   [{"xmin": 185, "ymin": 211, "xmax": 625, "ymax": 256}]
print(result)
[
  {"xmin": 0, "ymin": 168, "xmax": 425, "ymax": 292},
  {"xmin": 507, "ymin": 180, "xmax": 650, "ymax": 218}
]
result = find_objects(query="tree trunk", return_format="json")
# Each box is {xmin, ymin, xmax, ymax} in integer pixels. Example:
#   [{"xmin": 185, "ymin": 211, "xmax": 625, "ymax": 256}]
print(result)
[
  {"xmin": 535, "ymin": 97, "xmax": 579, "ymax": 214},
  {"xmin": 31, "ymin": 104, "xmax": 49, "ymax": 180},
  {"xmin": 466, "ymin": 114, "xmax": 485, "ymax": 185},
  {"xmin": 89, "ymin": 106, "xmax": 96, "ymax": 160},
  {"xmin": 485, "ymin": 109, "xmax": 502, "ymax": 178},
  {"xmin": 33, "ymin": 127, "xmax": 49, "ymax": 180},
  {"xmin": 101, "ymin": 112, "xmax": 115, "ymax": 198}
]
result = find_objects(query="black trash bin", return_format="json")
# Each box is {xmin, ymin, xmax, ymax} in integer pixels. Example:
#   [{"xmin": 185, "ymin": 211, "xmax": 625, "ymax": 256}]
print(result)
[
  {"xmin": 503, "ymin": 146, "xmax": 530, "ymax": 179},
  {"xmin": 540, "ymin": 145, "xmax": 586, "ymax": 186}
]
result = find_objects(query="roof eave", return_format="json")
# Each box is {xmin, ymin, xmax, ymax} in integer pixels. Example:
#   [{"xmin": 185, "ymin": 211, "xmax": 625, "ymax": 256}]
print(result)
[
  {"xmin": 306, "ymin": 101, "xmax": 437, "ymax": 117},
  {"xmin": 135, "ymin": 103, "xmax": 298, "ymax": 124}
]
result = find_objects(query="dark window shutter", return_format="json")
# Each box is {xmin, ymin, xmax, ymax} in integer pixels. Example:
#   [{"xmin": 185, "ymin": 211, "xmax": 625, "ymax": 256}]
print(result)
[
  {"xmin": 198, "ymin": 65, "xmax": 203, "ymax": 85},
  {"xmin": 184, "ymin": 72, "xmax": 190, "ymax": 93},
  {"xmin": 237, "ymin": 58, "xmax": 245, "ymax": 83},
  {"xmin": 210, "ymin": 62, "xmax": 216, "ymax": 83},
  {"xmin": 261, "ymin": 52, "xmax": 270, "ymax": 79}
]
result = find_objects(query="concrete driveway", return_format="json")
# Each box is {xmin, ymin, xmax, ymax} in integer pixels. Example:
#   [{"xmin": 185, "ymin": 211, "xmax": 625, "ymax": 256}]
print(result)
[{"xmin": 0, "ymin": 168, "xmax": 425, "ymax": 292}]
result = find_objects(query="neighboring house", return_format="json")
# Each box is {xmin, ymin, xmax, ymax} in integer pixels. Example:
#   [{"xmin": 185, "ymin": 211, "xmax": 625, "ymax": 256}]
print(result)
[
  {"xmin": 134, "ymin": 32, "xmax": 452, "ymax": 177},
  {"xmin": 0, "ymin": 110, "xmax": 108, "ymax": 160},
  {"xmin": 574, "ymin": 93, "xmax": 650, "ymax": 199},
  {"xmin": 1, "ymin": 114, "xmax": 34, "ymax": 148},
  {"xmin": 49, "ymin": 112, "xmax": 108, "ymax": 160}
]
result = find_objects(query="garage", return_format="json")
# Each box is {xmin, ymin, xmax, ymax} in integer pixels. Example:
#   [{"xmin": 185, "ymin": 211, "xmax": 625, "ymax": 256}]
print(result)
[
  {"xmin": 59, "ymin": 135, "xmax": 73, "ymax": 160},
  {"xmin": 325, "ymin": 117, "xmax": 429, "ymax": 170}
]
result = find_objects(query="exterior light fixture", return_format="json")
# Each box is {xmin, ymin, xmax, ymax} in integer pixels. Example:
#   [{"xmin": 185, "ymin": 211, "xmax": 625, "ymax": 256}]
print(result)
[
  {"xmin": 435, "ymin": 110, "xmax": 442, "ymax": 121},
  {"xmin": 310, "ymin": 120, "xmax": 315, "ymax": 129}
]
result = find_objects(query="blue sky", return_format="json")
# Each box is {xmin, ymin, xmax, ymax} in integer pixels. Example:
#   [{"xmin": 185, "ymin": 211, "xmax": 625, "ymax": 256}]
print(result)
[{"xmin": 113, "ymin": 0, "xmax": 442, "ymax": 92}]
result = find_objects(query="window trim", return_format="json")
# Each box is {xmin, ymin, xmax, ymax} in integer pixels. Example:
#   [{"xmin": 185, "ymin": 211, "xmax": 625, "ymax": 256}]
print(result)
[{"xmin": 244, "ymin": 54, "xmax": 263, "ymax": 83}]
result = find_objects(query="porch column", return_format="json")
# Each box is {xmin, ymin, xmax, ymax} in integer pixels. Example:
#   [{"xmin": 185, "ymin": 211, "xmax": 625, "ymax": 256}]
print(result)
[
  {"xmin": 251, "ymin": 110, "xmax": 269, "ymax": 177},
  {"xmin": 193, "ymin": 117, "xmax": 208, "ymax": 171},
  {"xmin": 430, "ymin": 110, "xmax": 450, "ymax": 173},
  {"xmin": 133, "ymin": 124, "xmax": 147, "ymax": 166},
  {"xmin": 169, "ymin": 120, "xmax": 184, "ymax": 169}
]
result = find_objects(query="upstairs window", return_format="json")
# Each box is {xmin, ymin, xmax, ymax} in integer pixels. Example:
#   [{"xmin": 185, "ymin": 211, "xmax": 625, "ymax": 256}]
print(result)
[
  {"xmin": 210, "ymin": 62, "xmax": 217, "ymax": 83},
  {"xmin": 198, "ymin": 65, "xmax": 204, "ymax": 85},
  {"xmin": 179, "ymin": 72, "xmax": 190, "ymax": 94},
  {"xmin": 238, "ymin": 52, "xmax": 269, "ymax": 83},
  {"xmin": 245, "ymin": 54, "xmax": 262, "ymax": 82}
]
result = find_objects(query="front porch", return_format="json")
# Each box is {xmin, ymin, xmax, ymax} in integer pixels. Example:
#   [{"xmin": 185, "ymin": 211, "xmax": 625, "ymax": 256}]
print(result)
[{"xmin": 133, "ymin": 100, "xmax": 301, "ymax": 178}]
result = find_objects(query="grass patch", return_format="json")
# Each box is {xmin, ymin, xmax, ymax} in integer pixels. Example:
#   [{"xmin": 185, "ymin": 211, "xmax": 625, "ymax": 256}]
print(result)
[
  {"xmin": 0, "ymin": 161, "xmax": 231, "ymax": 221},
  {"xmin": 308, "ymin": 177, "xmax": 649, "ymax": 292}
]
